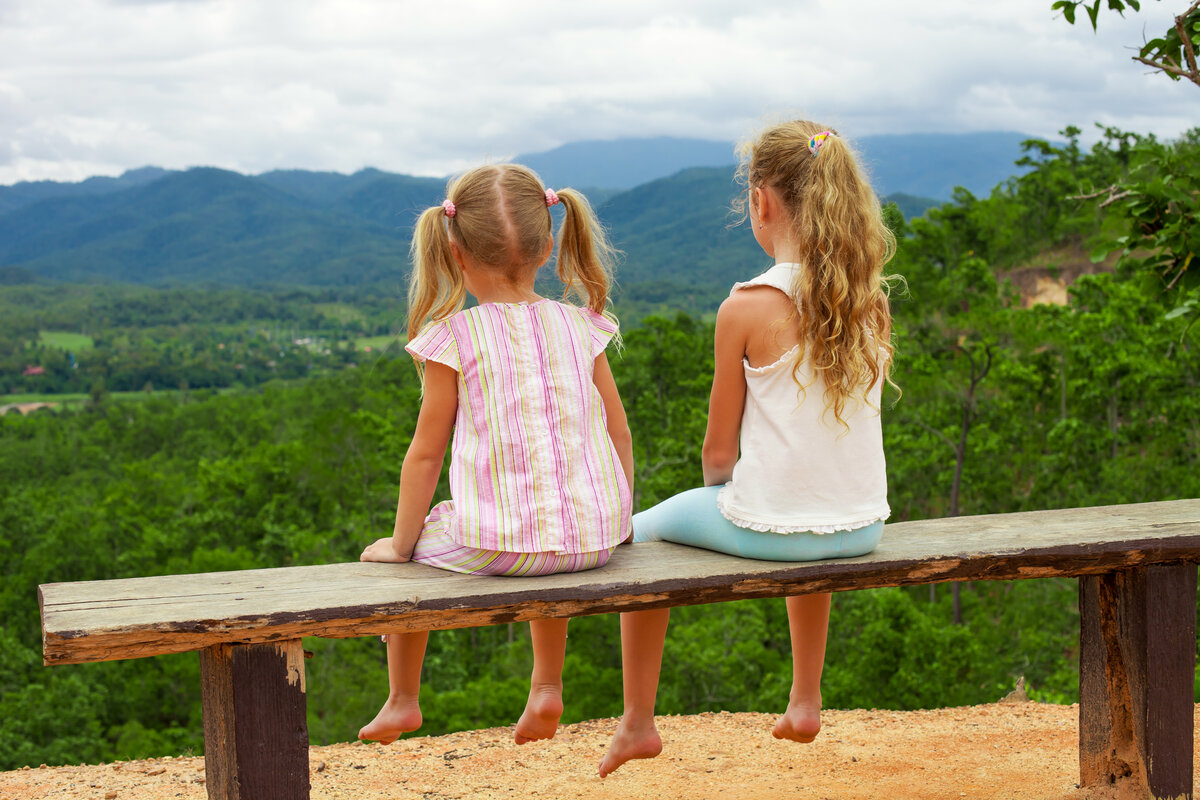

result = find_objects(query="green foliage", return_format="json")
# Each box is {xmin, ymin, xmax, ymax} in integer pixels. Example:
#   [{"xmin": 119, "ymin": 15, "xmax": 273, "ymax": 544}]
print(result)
[
  {"xmin": 5, "ymin": 121, "xmax": 1200, "ymax": 770},
  {"xmin": 1052, "ymin": 0, "xmax": 1141, "ymax": 29}
]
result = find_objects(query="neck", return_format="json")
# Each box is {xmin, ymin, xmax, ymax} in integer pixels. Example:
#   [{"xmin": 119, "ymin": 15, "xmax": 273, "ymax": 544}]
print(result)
[
  {"xmin": 465, "ymin": 268, "xmax": 542, "ymax": 306},
  {"xmin": 768, "ymin": 234, "xmax": 800, "ymax": 264}
]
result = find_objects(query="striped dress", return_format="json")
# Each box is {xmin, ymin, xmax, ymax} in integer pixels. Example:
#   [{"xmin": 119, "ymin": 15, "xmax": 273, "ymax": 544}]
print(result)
[{"xmin": 404, "ymin": 300, "xmax": 632, "ymax": 576}]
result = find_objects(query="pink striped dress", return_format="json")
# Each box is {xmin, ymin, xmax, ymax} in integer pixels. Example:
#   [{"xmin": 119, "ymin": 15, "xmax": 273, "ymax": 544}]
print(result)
[{"xmin": 404, "ymin": 299, "xmax": 632, "ymax": 576}]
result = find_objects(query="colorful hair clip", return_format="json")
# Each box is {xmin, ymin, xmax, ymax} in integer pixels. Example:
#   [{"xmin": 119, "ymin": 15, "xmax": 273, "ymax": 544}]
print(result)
[
  {"xmin": 808, "ymin": 131, "xmax": 833, "ymax": 156},
  {"xmin": 545, "ymin": 188, "xmax": 560, "ymax": 207},
  {"xmin": 441, "ymin": 199, "xmax": 456, "ymax": 218}
]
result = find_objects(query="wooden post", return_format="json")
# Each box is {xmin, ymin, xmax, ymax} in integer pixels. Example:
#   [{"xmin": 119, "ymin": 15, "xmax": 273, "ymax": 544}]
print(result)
[
  {"xmin": 1079, "ymin": 565, "xmax": 1196, "ymax": 800},
  {"xmin": 200, "ymin": 639, "xmax": 310, "ymax": 800}
]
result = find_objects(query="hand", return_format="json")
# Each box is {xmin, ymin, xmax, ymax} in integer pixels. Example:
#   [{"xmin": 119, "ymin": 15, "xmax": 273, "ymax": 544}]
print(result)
[{"xmin": 361, "ymin": 536, "xmax": 411, "ymax": 563}]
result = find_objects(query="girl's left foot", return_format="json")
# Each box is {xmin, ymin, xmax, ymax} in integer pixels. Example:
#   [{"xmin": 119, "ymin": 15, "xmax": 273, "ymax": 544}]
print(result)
[
  {"xmin": 771, "ymin": 697, "xmax": 821, "ymax": 743},
  {"xmin": 598, "ymin": 715, "xmax": 662, "ymax": 777},
  {"xmin": 358, "ymin": 696, "xmax": 422, "ymax": 744},
  {"xmin": 514, "ymin": 682, "xmax": 563, "ymax": 744}
]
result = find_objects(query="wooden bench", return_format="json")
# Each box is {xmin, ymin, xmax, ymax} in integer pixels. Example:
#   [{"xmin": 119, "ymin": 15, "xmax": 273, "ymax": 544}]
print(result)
[{"xmin": 40, "ymin": 499, "xmax": 1200, "ymax": 800}]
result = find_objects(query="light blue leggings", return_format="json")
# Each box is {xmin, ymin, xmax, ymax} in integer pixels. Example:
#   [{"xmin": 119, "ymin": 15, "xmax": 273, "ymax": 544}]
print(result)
[{"xmin": 632, "ymin": 486, "xmax": 883, "ymax": 561}]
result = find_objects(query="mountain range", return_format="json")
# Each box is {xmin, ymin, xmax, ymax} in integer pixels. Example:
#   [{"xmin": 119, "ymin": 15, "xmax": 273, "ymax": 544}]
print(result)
[{"xmin": 0, "ymin": 133, "xmax": 1039, "ymax": 290}]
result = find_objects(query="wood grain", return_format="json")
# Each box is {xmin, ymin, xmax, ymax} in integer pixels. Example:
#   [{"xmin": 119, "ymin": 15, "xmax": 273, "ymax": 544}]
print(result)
[
  {"xmin": 200, "ymin": 640, "xmax": 310, "ymax": 800},
  {"xmin": 1078, "ymin": 566, "xmax": 1196, "ymax": 800},
  {"xmin": 41, "ymin": 499, "xmax": 1200, "ymax": 666}
]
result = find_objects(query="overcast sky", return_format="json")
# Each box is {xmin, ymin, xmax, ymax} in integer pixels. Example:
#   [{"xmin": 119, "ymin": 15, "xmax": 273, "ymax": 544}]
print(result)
[{"xmin": 1, "ymin": 0, "xmax": 1194, "ymax": 185}]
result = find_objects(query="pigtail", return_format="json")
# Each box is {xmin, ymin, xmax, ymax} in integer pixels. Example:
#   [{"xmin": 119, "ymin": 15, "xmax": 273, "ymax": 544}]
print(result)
[
  {"xmin": 407, "ymin": 203, "xmax": 465, "ymax": 344},
  {"xmin": 554, "ymin": 188, "xmax": 619, "ymax": 319}
]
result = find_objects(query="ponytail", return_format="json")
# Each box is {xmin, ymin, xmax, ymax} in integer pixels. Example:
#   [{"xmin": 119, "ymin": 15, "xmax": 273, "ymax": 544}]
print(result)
[
  {"xmin": 554, "ymin": 188, "xmax": 618, "ymax": 317},
  {"xmin": 737, "ymin": 120, "xmax": 898, "ymax": 428},
  {"xmin": 406, "ymin": 204, "xmax": 465, "ymax": 343}
]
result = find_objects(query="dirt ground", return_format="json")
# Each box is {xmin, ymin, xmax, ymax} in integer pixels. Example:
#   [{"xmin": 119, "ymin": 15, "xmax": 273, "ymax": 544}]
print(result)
[{"xmin": 3, "ymin": 703, "xmax": 1194, "ymax": 800}]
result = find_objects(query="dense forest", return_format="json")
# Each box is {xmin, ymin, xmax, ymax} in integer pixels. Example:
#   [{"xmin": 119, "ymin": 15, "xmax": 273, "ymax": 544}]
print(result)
[{"xmin": 1, "ymin": 123, "xmax": 1199, "ymax": 770}]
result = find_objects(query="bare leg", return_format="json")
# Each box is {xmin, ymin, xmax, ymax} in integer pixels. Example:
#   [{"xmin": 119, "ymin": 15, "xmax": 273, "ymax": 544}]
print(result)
[
  {"xmin": 515, "ymin": 618, "xmax": 569, "ymax": 744},
  {"xmin": 598, "ymin": 608, "xmax": 670, "ymax": 777},
  {"xmin": 358, "ymin": 630, "xmax": 429, "ymax": 744},
  {"xmin": 772, "ymin": 592, "xmax": 830, "ymax": 743}
]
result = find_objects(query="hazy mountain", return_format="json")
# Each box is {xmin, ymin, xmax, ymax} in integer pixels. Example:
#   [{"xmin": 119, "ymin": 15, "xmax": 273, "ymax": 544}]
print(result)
[
  {"xmin": 3, "ymin": 130, "xmax": 1021, "ymax": 286},
  {"xmin": 519, "ymin": 132, "xmax": 1035, "ymax": 200},
  {"xmin": 0, "ymin": 168, "xmax": 415, "ymax": 285},
  {"xmin": 857, "ymin": 132, "xmax": 1035, "ymax": 199},
  {"xmin": 518, "ymin": 137, "xmax": 737, "ymax": 193},
  {"xmin": 0, "ymin": 166, "xmax": 173, "ymax": 216}
]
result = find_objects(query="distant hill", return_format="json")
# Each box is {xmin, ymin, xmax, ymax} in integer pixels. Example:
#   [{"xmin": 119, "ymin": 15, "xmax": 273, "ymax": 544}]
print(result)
[
  {"xmin": 857, "ymin": 132, "xmax": 1036, "ymax": 200},
  {"xmin": 518, "ymin": 137, "xmax": 737, "ymax": 193},
  {"xmin": 518, "ymin": 132, "xmax": 1036, "ymax": 200},
  {"xmin": 601, "ymin": 167, "xmax": 942, "ymax": 316},
  {"xmin": 0, "ymin": 167, "xmax": 172, "ymax": 216},
  {"xmin": 0, "ymin": 168, "xmax": 445, "ymax": 285},
  {"xmin": 0, "ymin": 161, "xmax": 939, "ymax": 290}
]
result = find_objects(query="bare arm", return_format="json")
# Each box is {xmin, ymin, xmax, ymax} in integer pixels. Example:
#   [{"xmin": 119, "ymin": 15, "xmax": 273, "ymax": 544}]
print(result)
[
  {"xmin": 702, "ymin": 295, "xmax": 750, "ymax": 486},
  {"xmin": 593, "ymin": 352, "xmax": 635, "ymax": 495},
  {"xmin": 361, "ymin": 360, "xmax": 458, "ymax": 563}
]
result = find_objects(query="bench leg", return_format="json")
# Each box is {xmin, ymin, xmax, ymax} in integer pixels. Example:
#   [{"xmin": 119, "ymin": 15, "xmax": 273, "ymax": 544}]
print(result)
[
  {"xmin": 1079, "ymin": 565, "xmax": 1196, "ymax": 800},
  {"xmin": 200, "ymin": 639, "xmax": 310, "ymax": 800}
]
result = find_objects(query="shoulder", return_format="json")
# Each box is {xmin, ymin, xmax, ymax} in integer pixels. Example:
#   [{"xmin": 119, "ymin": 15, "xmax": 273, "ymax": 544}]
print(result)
[{"xmin": 719, "ymin": 285, "xmax": 794, "ymax": 328}]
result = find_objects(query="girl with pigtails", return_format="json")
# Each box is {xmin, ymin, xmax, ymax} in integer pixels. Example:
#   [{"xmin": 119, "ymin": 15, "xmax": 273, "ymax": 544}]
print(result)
[
  {"xmin": 600, "ymin": 121, "xmax": 897, "ymax": 777},
  {"xmin": 359, "ymin": 164, "xmax": 634, "ymax": 746}
]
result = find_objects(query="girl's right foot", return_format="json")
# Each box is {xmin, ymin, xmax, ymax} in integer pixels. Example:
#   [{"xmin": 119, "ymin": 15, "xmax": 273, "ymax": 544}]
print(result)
[
  {"xmin": 514, "ymin": 682, "xmax": 564, "ymax": 744},
  {"xmin": 771, "ymin": 697, "xmax": 821, "ymax": 743},
  {"xmin": 358, "ymin": 696, "xmax": 422, "ymax": 744},
  {"xmin": 598, "ymin": 716, "xmax": 662, "ymax": 778}
]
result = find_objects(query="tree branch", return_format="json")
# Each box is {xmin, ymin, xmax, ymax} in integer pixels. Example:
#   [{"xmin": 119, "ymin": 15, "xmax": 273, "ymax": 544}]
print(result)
[
  {"xmin": 909, "ymin": 416, "xmax": 959, "ymax": 454},
  {"xmin": 1178, "ymin": 1, "xmax": 1200, "ymax": 80},
  {"xmin": 1067, "ymin": 185, "xmax": 1135, "ymax": 208},
  {"xmin": 1132, "ymin": 1, "xmax": 1200, "ymax": 89}
]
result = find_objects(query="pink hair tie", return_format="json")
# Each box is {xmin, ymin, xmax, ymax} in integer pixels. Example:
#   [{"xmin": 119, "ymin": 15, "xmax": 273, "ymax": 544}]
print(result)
[
  {"xmin": 441, "ymin": 199, "xmax": 456, "ymax": 218},
  {"xmin": 545, "ymin": 188, "xmax": 560, "ymax": 207},
  {"xmin": 807, "ymin": 131, "xmax": 833, "ymax": 156}
]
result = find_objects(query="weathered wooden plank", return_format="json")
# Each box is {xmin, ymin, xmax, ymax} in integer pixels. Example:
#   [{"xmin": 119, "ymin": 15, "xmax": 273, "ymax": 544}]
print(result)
[
  {"xmin": 200, "ymin": 640, "xmax": 309, "ymax": 800},
  {"xmin": 41, "ymin": 499, "xmax": 1200, "ymax": 665},
  {"xmin": 1078, "ymin": 565, "xmax": 1197, "ymax": 800}
]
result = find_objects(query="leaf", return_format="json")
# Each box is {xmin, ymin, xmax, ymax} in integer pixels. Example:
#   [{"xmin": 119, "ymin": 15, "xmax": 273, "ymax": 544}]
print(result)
[
  {"xmin": 1164, "ymin": 304, "xmax": 1194, "ymax": 320},
  {"xmin": 1061, "ymin": 3, "xmax": 1077, "ymax": 24},
  {"xmin": 1089, "ymin": 245, "xmax": 1114, "ymax": 263},
  {"xmin": 1086, "ymin": 1, "xmax": 1100, "ymax": 29}
]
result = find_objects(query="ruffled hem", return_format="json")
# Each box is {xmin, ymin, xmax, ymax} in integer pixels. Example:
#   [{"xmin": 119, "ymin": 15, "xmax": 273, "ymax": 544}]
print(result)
[{"xmin": 716, "ymin": 493, "xmax": 886, "ymax": 534}]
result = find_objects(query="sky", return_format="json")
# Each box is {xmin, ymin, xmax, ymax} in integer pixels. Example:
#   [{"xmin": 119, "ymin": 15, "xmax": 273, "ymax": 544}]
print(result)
[{"xmin": 0, "ymin": 0, "xmax": 1195, "ymax": 185}]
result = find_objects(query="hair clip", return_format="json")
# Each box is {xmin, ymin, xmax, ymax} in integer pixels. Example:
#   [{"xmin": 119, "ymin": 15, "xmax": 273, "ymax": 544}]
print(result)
[
  {"xmin": 441, "ymin": 199, "xmax": 456, "ymax": 218},
  {"xmin": 545, "ymin": 188, "xmax": 560, "ymax": 207},
  {"xmin": 808, "ymin": 131, "xmax": 833, "ymax": 156}
]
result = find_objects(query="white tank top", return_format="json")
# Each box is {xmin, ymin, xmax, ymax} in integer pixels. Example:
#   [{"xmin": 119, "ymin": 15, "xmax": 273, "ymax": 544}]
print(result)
[{"xmin": 716, "ymin": 262, "xmax": 891, "ymax": 534}]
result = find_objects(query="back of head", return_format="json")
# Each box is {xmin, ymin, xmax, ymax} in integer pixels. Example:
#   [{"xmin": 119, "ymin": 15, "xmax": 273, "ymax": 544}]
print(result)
[
  {"xmin": 407, "ymin": 163, "xmax": 617, "ymax": 342},
  {"xmin": 447, "ymin": 164, "xmax": 554, "ymax": 270},
  {"xmin": 737, "ymin": 120, "xmax": 897, "ymax": 425}
]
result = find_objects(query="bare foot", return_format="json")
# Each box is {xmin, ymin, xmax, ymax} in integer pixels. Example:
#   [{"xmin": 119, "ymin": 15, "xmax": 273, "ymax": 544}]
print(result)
[
  {"xmin": 514, "ymin": 683, "xmax": 563, "ymax": 744},
  {"xmin": 598, "ymin": 716, "xmax": 662, "ymax": 778},
  {"xmin": 358, "ymin": 696, "xmax": 422, "ymax": 744},
  {"xmin": 772, "ymin": 697, "xmax": 821, "ymax": 743}
]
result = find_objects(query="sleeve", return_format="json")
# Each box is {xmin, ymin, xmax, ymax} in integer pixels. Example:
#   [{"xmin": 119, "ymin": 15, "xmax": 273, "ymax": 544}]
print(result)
[
  {"xmin": 405, "ymin": 319, "xmax": 461, "ymax": 371},
  {"xmin": 580, "ymin": 308, "xmax": 619, "ymax": 358}
]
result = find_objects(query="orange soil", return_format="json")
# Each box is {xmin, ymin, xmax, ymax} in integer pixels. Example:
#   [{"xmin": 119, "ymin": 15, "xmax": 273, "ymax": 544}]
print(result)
[{"xmin": 3, "ymin": 703, "xmax": 1194, "ymax": 800}]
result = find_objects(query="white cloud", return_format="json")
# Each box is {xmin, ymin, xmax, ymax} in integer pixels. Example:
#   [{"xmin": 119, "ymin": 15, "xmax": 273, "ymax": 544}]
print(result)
[{"xmin": 0, "ymin": 0, "xmax": 1193, "ymax": 184}]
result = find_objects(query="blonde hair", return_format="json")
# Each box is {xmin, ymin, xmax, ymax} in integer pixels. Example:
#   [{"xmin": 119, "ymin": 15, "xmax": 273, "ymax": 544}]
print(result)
[
  {"xmin": 407, "ymin": 163, "xmax": 618, "ymax": 343},
  {"xmin": 735, "ymin": 120, "xmax": 898, "ymax": 427}
]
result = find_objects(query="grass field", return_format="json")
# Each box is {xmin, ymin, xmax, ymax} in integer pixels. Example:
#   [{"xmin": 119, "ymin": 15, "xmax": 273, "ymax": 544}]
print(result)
[
  {"xmin": 315, "ymin": 303, "xmax": 367, "ymax": 324},
  {"xmin": 355, "ymin": 334, "xmax": 405, "ymax": 353},
  {"xmin": 0, "ymin": 387, "xmax": 246, "ymax": 408},
  {"xmin": 0, "ymin": 392, "xmax": 89, "ymax": 405},
  {"xmin": 38, "ymin": 331, "xmax": 95, "ymax": 350}
]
